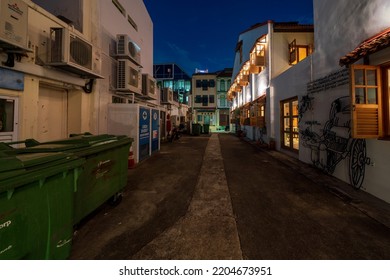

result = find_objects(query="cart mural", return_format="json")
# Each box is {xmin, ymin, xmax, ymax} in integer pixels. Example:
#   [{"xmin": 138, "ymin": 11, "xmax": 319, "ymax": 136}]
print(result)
[{"xmin": 300, "ymin": 95, "xmax": 370, "ymax": 189}]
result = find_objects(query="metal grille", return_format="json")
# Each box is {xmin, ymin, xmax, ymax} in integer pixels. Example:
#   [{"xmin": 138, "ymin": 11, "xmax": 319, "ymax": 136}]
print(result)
[
  {"xmin": 117, "ymin": 35, "xmax": 125, "ymax": 55},
  {"xmin": 69, "ymin": 35, "xmax": 92, "ymax": 69},
  {"xmin": 117, "ymin": 60, "xmax": 126, "ymax": 89},
  {"xmin": 50, "ymin": 28, "xmax": 63, "ymax": 63}
]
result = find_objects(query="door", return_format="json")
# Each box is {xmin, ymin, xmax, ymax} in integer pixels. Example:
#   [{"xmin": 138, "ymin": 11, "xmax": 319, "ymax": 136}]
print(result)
[
  {"xmin": 0, "ymin": 96, "xmax": 18, "ymax": 142},
  {"xmin": 281, "ymin": 97, "xmax": 299, "ymax": 151},
  {"xmin": 38, "ymin": 85, "xmax": 68, "ymax": 142}
]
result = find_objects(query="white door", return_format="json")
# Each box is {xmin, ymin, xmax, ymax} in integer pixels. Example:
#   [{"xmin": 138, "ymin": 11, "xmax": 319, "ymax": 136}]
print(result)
[
  {"xmin": 38, "ymin": 85, "xmax": 68, "ymax": 142},
  {"xmin": 0, "ymin": 96, "xmax": 18, "ymax": 142}
]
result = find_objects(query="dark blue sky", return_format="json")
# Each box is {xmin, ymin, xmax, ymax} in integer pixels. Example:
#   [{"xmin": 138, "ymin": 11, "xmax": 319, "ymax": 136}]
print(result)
[{"xmin": 144, "ymin": 0, "xmax": 313, "ymax": 75}]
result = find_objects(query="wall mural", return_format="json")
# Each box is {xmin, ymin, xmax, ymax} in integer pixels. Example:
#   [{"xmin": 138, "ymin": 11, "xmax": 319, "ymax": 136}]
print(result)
[{"xmin": 300, "ymin": 70, "xmax": 371, "ymax": 190}]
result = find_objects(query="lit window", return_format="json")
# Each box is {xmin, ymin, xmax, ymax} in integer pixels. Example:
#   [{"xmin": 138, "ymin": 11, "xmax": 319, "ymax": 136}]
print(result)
[
  {"xmin": 289, "ymin": 39, "xmax": 310, "ymax": 65},
  {"xmin": 281, "ymin": 98, "xmax": 299, "ymax": 151},
  {"xmin": 350, "ymin": 64, "xmax": 382, "ymax": 138}
]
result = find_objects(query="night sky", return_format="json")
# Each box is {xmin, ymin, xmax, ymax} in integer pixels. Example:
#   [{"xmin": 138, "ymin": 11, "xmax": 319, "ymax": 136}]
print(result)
[{"xmin": 143, "ymin": 0, "xmax": 314, "ymax": 75}]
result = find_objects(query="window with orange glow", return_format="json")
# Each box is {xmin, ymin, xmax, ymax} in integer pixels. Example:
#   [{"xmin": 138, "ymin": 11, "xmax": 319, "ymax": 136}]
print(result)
[{"xmin": 281, "ymin": 98, "xmax": 299, "ymax": 151}]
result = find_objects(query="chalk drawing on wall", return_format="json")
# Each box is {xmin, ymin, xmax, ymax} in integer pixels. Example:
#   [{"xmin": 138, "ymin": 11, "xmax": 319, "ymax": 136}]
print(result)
[{"xmin": 300, "ymin": 96, "xmax": 371, "ymax": 189}]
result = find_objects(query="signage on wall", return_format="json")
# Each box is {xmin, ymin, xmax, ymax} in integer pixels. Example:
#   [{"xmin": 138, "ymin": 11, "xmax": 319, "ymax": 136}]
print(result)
[
  {"xmin": 139, "ymin": 107, "xmax": 150, "ymax": 145},
  {"xmin": 0, "ymin": 68, "xmax": 24, "ymax": 91}
]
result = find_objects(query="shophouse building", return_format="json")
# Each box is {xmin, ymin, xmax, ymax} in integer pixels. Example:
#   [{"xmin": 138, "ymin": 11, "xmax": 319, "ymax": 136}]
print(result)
[
  {"xmin": 216, "ymin": 68, "xmax": 232, "ymax": 131},
  {"xmin": 153, "ymin": 63, "xmax": 191, "ymax": 138},
  {"xmin": 192, "ymin": 71, "xmax": 218, "ymax": 132},
  {"xmin": 292, "ymin": 0, "xmax": 390, "ymax": 202},
  {"xmin": 228, "ymin": 21, "xmax": 314, "ymax": 143},
  {"xmin": 230, "ymin": 0, "xmax": 390, "ymax": 203}
]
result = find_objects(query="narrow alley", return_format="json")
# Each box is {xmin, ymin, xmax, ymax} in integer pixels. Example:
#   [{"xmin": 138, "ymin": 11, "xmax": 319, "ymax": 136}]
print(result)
[{"xmin": 70, "ymin": 134, "xmax": 390, "ymax": 260}]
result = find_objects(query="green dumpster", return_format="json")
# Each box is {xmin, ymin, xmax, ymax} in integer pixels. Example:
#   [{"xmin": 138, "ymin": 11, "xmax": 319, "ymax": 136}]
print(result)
[
  {"xmin": 0, "ymin": 151, "xmax": 84, "ymax": 260},
  {"xmin": 21, "ymin": 133, "xmax": 133, "ymax": 225},
  {"xmin": 192, "ymin": 123, "xmax": 201, "ymax": 136}
]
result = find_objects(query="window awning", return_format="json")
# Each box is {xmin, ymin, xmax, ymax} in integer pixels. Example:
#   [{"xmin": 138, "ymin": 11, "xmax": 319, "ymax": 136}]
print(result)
[{"xmin": 339, "ymin": 27, "xmax": 390, "ymax": 66}]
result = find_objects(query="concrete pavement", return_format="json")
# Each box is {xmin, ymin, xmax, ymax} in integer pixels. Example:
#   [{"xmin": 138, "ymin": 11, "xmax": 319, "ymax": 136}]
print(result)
[
  {"xmin": 70, "ymin": 133, "xmax": 390, "ymax": 259},
  {"xmin": 132, "ymin": 134, "xmax": 242, "ymax": 259}
]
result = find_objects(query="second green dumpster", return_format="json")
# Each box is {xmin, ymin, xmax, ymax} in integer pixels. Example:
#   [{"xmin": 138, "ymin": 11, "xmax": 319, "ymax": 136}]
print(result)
[{"xmin": 21, "ymin": 134, "xmax": 133, "ymax": 225}]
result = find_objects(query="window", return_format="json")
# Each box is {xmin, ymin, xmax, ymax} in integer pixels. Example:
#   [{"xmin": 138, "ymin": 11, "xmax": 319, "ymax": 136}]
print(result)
[
  {"xmin": 209, "ymin": 95, "xmax": 215, "ymax": 104},
  {"xmin": 196, "ymin": 80, "xmax": 202, "ymax": 88},
  {"xmin": 281, "ymin": 98, "xmax": 299, "ymax": 151},
  {"xmin": 202, "ymin": 80, "xmax": 208, "ymax": 90},
  {"xmin": 202, "ymin": 95, "xmax": 208, "ymax": 106},
  {"xmin": 289, "ymin": 39, "xmax": 310, "ymax": 65},
  {"xmin": 195, "ymin": 95, "xmax": 202, "ymax": 103},
  {"xmin": 163, "ymin": 80, "xmax": 173, "ymax": 89},
  {"xmin": 0, "ymin": 98, "xmax": 15, "ymax": 132},
  {"xmin": 350, "ymin": 64, "xmax": 382, "ymax": 138},
  {"xmin": 209, "ymin": 80, "xmax": 215, "ymax": 88},
  {"xmin": 220, "ymin": 80, "xmax": 226, "ymax": 91},
  {"xmin": 197, "ymin": 115, "xmax": 203, "ymax": 122},
  {"xmin": 175, "ymin": 80, "xmax": 184, "ymax": 91},
  {"xmin": 219, "ymin": 95, "xmax": 227, "ymax": 107}
]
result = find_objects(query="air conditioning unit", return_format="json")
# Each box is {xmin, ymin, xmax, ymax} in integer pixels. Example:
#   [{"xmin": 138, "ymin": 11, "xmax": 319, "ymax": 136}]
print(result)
[
  {"xmin": 48, "ymin": 27, "xmax": 102, "ymax": 78},
  {"xmin": 161, "ymin": 87, "xmax": 173, "ymax": 104},
  {"xmin": 116, "ymin": 34, "xmax": 141, "ymax": 66},
  {"xmin": 116, "ymin": 59, "xmax": 142, "ymax": 94},
  {"xmin": 141, "ymin": 74, "xmax": 157, "ymax": 100},
  {"xmin": 0, "ymin": 0, "xmax": 29, "ymax": 51}
]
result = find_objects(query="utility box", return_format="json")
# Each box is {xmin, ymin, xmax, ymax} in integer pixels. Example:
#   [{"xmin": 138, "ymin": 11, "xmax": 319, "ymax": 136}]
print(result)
[{"xmin": 108, "ymin": 104, "xmax": 160, "ymax": 163}]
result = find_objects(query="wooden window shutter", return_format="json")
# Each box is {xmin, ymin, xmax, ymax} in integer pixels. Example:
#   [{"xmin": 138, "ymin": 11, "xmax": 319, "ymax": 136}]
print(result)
[
  {"xmin": 350, "ymin": 65, "xmax": 383, "ymax": 138},
  {"xmin": 289, "ymin": 39, "xmax": 297, "ymax": 64}
]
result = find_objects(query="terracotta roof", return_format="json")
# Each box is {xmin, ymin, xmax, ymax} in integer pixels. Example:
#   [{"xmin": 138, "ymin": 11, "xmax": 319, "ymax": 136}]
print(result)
[{"xmin": 339, "ymin": 27, "xmax": 390, "ymax": 66}]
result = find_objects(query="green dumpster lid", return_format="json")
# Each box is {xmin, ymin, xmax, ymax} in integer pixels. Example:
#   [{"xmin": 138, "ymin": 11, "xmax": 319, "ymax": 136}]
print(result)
[
  {"xmin": 0, "ymin": 154, "xmax": 84, "ymax": 193},
  {"xmin": 0, "ymin": 152, "xmax": 68, "ymax": 172},
  {"xmin": 19, "ymin": 143, "xmax": 89, "ymax": 153},
  {"xmin": 41, "ymin": 134, "xmax": 118, "ymax": 145},
  {"xmin": 23, "ymin": 135, "xmax": 133, "ymax": 156}
]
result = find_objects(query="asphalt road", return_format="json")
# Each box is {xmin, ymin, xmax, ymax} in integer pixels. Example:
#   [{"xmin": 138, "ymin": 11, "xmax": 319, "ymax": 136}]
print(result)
[
  {"xmin": 219, "ymin": 134, "xmax": 390, "ymax": 259},
  {"xmin": 70, "ymin": 133, "xmax": 390, "ymax": 260}
]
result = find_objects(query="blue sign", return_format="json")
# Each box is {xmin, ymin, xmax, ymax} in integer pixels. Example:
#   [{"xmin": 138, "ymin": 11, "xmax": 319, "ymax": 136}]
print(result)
[
  {"xmin": 0, "ymin": 68, "xmax": 24, "ymax": 91},
  {"xmin": 151, "ymin": 109, "xmax": 159, "ymax": 152},
  {"xmin": 139, "ymin": 107, "xmax": 150, "ymax": 146}
]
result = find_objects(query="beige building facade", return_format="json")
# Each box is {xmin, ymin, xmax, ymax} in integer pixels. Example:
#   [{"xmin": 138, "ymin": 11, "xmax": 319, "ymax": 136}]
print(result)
[{"xmin": 0, "ymin": 0, "xmax": 154, "ymax": 143}]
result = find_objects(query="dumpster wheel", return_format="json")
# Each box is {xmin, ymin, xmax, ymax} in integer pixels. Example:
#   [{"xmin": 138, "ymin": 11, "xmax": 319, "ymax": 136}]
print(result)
[{"xmin": 108, "ymin": 192, "xmax": 123, "ymax": 206}]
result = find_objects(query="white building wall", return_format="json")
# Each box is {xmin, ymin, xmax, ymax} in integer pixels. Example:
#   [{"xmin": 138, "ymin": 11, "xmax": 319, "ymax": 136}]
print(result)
[
  {"xmin": 0, "ymin": 0, "xmax": 96, "ymax": 141},
  {"xmin": 98, "ymin": 0, "xmax": 154, "ymax": 134},
  {"xmin": 286, "ymin": 0, "xmax": 390, "ymax": 202},
  {"xmin": 232, "ymin": 23, "xmax": 269, "ymax": 79},
  {"xmin": 271, "ymin": 32, "xmax": 314, "ymax": 79},
  {"xmin": 0, "ymin": 0, "xmax": 154, "ymax": 141},
  {"xmin": 313, "ymin": 0, "xmax": 390, "ymax": 77},
  {"xmin": 271, "ymin": 57, "xmax": 312, "ymax": 150}
]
